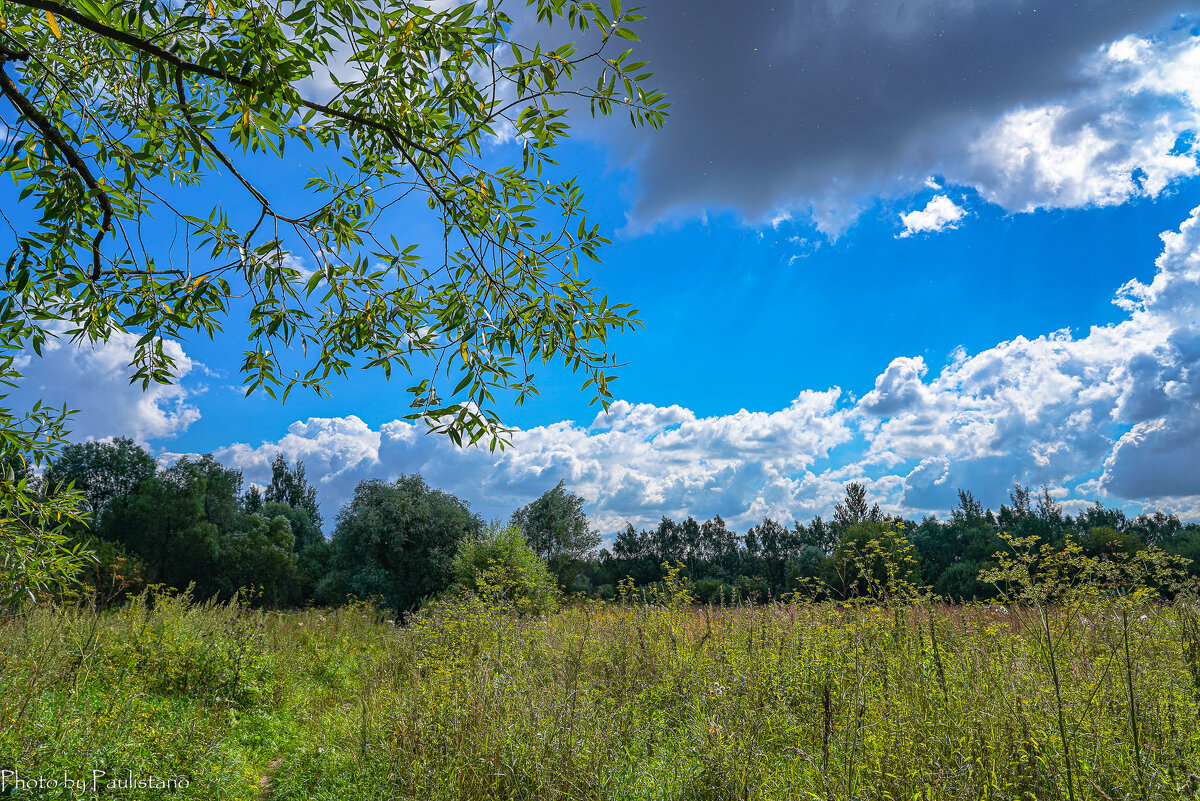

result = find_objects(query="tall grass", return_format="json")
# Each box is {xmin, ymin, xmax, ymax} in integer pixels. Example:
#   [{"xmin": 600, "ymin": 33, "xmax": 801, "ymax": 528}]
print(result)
[{"xmin": 2, "ymin": 589, "xmax": 1200, "ymax": 799}]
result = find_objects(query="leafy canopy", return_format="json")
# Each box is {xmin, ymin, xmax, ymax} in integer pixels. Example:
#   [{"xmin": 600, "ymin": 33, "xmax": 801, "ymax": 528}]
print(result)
[
  {"xmin": 0, "ymin": 0, "xmax": 666, "ymax": 444},
  {"xmin": 321, "ymin": 474, "xmax": 482, "ymax": 613},
  {"xmin": 509, "ymin": 478, "xmax": 598, "ymax": 567},
  {"xmin": 0, "ymin": 0, "xmax": 666, "ymax": 603}
]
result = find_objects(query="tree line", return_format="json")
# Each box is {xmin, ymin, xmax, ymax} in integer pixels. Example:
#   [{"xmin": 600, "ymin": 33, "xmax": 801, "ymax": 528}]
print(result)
[
  {"xmin": 590, "ymin": 484, "xmax": 1200, "ymax": 603},
  {"xmin": 38, "ymin": 438, "xmax": 1200, "ymax": 611}
]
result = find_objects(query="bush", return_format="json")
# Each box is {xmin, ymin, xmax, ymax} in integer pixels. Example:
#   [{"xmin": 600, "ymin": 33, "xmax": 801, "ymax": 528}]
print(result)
[
  {"xmin": 453, "ymin": 523, "xmax": 559, "ymax": 614},
  {"xmin": 733, "ymin": 575, "xmax": 769, "ymax": 602},
  {"xmin": 692, "ymin": 577, "xmax": 723, "ymax": 604},
  {"xmin": 566, "ymin": 573, "xmax": 593, "ymax": 596},
  {"xmin": 104, "ymin": 587, "xmax": 274, "ymax": 706}
]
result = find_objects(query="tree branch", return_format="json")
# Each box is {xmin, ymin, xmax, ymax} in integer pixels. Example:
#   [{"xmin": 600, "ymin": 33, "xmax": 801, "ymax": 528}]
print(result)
[
  {"xmin": 0, "ymin": 56, "xmax": 111, "ymax": 279},
  {"xmin": 4, "ymin": 0, "xmax": 449, "ymax": 163},
  {"xmin": 174, "ymin": 69, "xmax": 307, "ymax": 230}
]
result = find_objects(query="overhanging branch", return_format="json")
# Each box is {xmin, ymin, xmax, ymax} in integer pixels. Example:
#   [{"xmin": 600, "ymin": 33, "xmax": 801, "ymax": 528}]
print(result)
[
  {"xmin": 4, "ymin": 0, "xmax": 449, "ymax": 163},
  {"xmin": 0, "ymin": 51, "xmax": 112, "ymax": 279}
]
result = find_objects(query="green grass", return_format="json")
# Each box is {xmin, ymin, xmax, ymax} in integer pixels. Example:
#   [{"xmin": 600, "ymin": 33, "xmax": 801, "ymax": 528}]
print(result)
[{"xmin": 3, "ymin": 591, "xmax": 1200, "ymax": 799}]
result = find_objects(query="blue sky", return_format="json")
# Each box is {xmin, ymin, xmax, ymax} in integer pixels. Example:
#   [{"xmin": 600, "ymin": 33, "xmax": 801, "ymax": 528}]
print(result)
[{"xmin": 8, "ymin": 1, "xmax": 1200, "ymax": 534}]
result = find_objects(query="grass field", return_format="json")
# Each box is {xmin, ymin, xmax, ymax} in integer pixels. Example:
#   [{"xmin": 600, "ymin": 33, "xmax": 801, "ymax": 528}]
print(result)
[{"xmin": 3, "ymin": 589, "xmax": 1200, "ymax": 800}]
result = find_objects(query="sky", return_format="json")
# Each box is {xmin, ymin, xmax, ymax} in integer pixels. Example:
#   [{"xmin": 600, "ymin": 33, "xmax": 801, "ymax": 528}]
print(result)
[{"xmin": 8, "ymin": 0, "xmax": 1200, "ymax": 536}]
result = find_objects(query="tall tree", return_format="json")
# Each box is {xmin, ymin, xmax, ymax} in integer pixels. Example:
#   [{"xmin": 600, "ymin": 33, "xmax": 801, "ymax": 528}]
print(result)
[
  {"xmin": 45, "ymin": 437, "xmax": 156, "ymax": 522},
  {"xmin": 833, "ymin": 483, "xmax": 882, "ymax": 530},
  {"xmin": 265, "ymin": 454, "xmax": 322, "ymax": 530},
  {"xmin": 509, "ymin": 480, "xmax": 599, "ymax": 578},
  {"xmin": 804, "ymin": 515, "xmax": 837, "ymax": 554},
  {"xmin": 219, "ymin": 513, "xmax": 296, "ymax": 607},
  {"xmin": 320, "ymin": 474, "xmax": 481, "ymax": 613},
  {"xmin": 102, "ymin": 470, "xmax": 223, "ymax": 595},
  {"xmin": 167, "ymin": 455, "xmax": 244, "ymax": 534}
]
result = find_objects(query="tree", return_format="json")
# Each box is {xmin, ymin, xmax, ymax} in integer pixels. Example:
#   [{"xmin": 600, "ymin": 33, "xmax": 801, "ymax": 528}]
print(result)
[
  {"xmin": 0, "ymin": 0, "xmax": 666, "ymax": 440},
  {"xmin": 320, "ymin": 474, "xmax": 481, "ymax": 612},
  {"xmin": 951, "ymin": 489, "xmax": 985, "ymax": 527},
  {"xmin": 262, "ymin": 500, "xmax": 322, "ymax": 553},
  {"xmin": 242, "ymin": 484, "xmax": 264, "ymax": 514},
  {"xmin": 265, "ymin": 454, "xmax": 322, "ymax": 530},
  {"xmin": 219, "ymin": 512, "xmax": 296, "ymax": 607},
  {"xmin": 700, "ymin": 514, "xmax": 740, "ymax": 574},
  {"xmin": 833, "ymin": 483, "xmax": 882, "ymax": 531},
  {"xmin": 262, "ymin": 499, "xmax": 325, "ymax": 602},
  {"xmin": 167, "ymin": 455, "xmax": 244, "ymax": 534},
  {"xmin": 44, "ymin": 437, "xmax": 157, "ymax": 522},
  {"xmin": 44, "ymin": 438, "xmax": 157, "ymax": 604},
  {"xmin": 832, "ymin": 521, "xmax": 921, "ymax": 603},
  {"xmin": 509, "ymin": 479, "xmax": 598, "ymax": 582},
  {"xmin": 1080, "ymin": 526, "xmax": 1141, "ymax": 558},
  {"xmin": 801, "ymin": 515, "xmax": 837, "ymax": 555},
  {"xmin": 0, "ymin": 0, "xmax": 666, "ymax": 602},
  {"xmin": 101, "ymin": 470, "xmax": 224, "ymax": 595}
]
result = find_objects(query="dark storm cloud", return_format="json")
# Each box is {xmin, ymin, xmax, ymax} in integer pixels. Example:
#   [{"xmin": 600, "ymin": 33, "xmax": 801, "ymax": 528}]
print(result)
[{"xmin": 620, "ymin": 0, "xmax": 1191, "ymax": 226}]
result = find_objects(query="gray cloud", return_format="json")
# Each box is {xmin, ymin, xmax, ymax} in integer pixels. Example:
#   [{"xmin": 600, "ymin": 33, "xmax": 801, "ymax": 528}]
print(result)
[
  {"xmin": 613, "ymin": 0, "xmax": 1193, "ymax": 231},
  {"xmin": 1102, "ymin": 418, "xmax": 1200, "ymax": 498}
]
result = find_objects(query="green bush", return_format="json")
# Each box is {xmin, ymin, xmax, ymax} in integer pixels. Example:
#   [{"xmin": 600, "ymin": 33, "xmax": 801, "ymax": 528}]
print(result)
[
  {"xmin": 104, "ymin": 588, "xmax": 275, "ymax": 705},
  {"xmin": 566, "ymin": 573, "xmax": 593, "ymax": 596},
  {"xmin": 452, "ymin": 523, "xmax": 559, "ymax": 614},
  {"xmin": 692, "ymin": 577, "xmax": 723, "ymax": 604}
]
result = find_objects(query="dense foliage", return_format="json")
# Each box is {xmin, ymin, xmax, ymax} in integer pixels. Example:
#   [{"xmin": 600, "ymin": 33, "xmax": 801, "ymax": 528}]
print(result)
[
  {"xmin": 27, "ymin": 435, "xmax": 1200, "ymax": 615},
  {"xmin": 452, "ymin": 521, "xmax": 560, "ymax": 614},
  {"xmin": 510, "ymin": 478, "xmax": 599, "ymax": 587},
  {"xmin": 41, "ymin": 438, "xmax": 326, "ymax": 606},
  {"xmin": 586, "ymin": 486, "xmax": 1200, "ymax": 604},
  {"xmin": 319, "ymin": 474, "xmax": 482, "ymax": 613}
]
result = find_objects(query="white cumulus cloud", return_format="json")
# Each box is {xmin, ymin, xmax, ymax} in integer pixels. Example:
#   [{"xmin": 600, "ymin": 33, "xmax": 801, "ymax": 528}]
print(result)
[
  {"xmin": 858, "ymin": 202, "xmax": 1200, "ymax": 512},
  {"xmin": 898, "ymin": 196, "xmax": 967, "ymax": 237},
  {"xmin": 10, "ymin": 331, "xmax": 202, "ymax": 443},
  {"xmin": 217, "ymin": 390, "xmax": 855, "ymax": 535},
  {"xmin": 214, "ymin": 204, "xmax": 1200, "ymax": 529}
]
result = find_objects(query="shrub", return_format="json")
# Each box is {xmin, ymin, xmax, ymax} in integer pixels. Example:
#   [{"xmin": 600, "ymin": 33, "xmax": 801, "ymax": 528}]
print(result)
[
  {"xmin": 692, "ymin": 577, "xmax": 723, "ymax": 604},
  {"xmin": 453, "ymin": 523, "xmax": 559, "ymax": 614},
  {"xmin": 104, "ymin": 587, "xmax": 274, "ymax": 706},
  {"xmin": 566, "ymin": 573, "xmax": 593, "ymax": 596}
]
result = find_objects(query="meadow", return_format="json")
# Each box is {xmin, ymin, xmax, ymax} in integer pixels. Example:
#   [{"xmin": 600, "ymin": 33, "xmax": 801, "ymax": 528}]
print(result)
[{"xmin": 3, "ymin": 583, "xmax": 1200, "ymax": 800}]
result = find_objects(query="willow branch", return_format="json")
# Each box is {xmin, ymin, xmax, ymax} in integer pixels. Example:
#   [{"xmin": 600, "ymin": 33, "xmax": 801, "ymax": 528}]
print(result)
[
  {"xmin": 5, "ymin": 0, "xmax": 449, "ymax": 163},
  {"xmin": 0, "ymin": 53, "xmax": 111, "ymax": 279}
]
